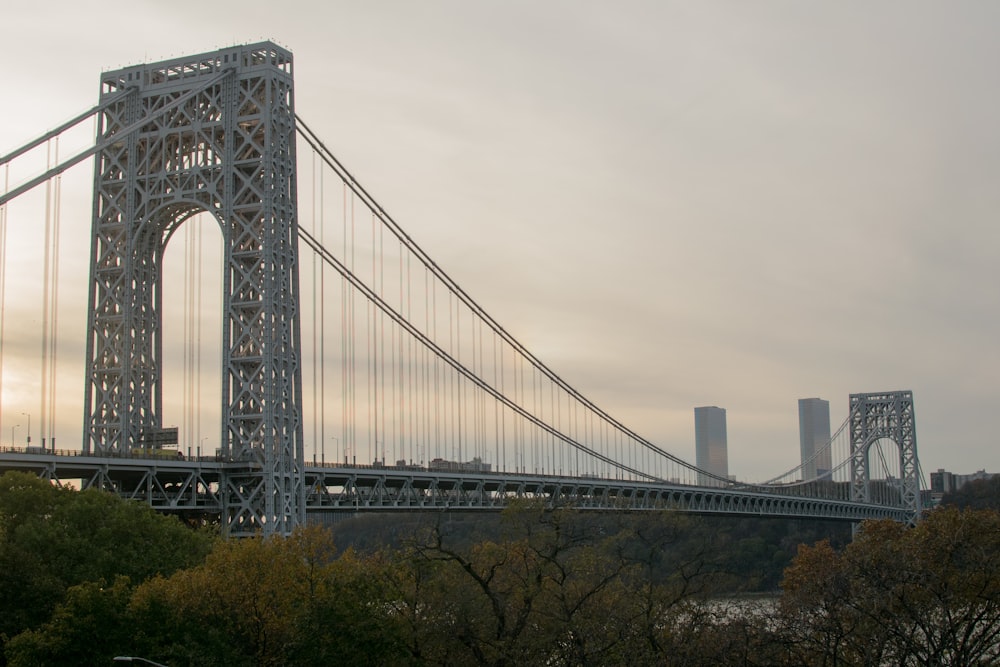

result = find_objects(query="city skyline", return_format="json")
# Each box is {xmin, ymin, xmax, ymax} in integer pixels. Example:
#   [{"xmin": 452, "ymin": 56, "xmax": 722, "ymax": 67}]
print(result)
[{"xmin": 0, "ymin": 2, "xmax": 998, "ymax": 481}]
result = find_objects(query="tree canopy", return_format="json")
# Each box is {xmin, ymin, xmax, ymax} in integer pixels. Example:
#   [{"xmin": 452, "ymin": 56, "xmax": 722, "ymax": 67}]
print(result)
[
  {"xmin": 780, "ymin": 506, "xmax": 1000, "ymax": 665},
  {"xmin": 941, "ymin": 475, "xmax": 1000, "ymax": 511},
  {"xmin": 0, "ymin": 471, "xmax": 215, "ymax": 661},
  {"xmin": 3, "ymin": 469, "xmax": 1000, "ymax": 666}
]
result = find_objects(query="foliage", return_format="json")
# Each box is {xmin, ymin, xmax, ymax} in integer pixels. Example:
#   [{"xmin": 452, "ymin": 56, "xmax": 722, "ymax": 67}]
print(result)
[
  {"xmin": 330, "ymin": 510, "xmax": 850, "ymax": 593},
  {"xmin": 5, "ymin": 477, "xmax": 1000, "ymax": 666},
  {"xmin": 941, "ymin": 475, "xmax": 1000, "ymax": 511},
  {"xmin": 0, "ymin": 471, "xmax": 215, "ymax": 659},
  {"xmin": 380, "ymin": 502, "xmax": 743, "ymax": 666},
  {"xmin": 4, "ymin": 577, "xmax": 134, "ymax": 667},
  {"xmin": 128, "ymin": 524, "xmax": 406, "ymax": 666},
  {"xmin": 780, "ymin": 506, "xmax": 1000, "ymax": 665}
]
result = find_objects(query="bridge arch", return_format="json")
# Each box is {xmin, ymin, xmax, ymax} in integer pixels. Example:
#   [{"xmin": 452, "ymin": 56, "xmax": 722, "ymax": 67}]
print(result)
[
  {"xmin": 155, "ymin": 202, "xmax": 227, "ymax": 452},
  {"xmin": 849, "ymin": 391, "xmax": 920, "ymax": 525},
  {"xmin": 122, "ymin": 199, "xmax": 226, "ymax": 454}
]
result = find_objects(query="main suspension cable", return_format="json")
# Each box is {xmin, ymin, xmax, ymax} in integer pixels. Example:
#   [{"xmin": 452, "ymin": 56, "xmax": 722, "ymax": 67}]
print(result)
[
  {"xmin": 0, "ymin": 70, "xmax": 233, "ymax": 208},
  {"xmin": 298, "ymin": 226, "xmax": 654, "ymax": 481},
  {"xmin": 0, "ymin": 86, "xmax": 132, "ymax": 167},
  {"xmin": 296, "ymin": 117, "xmax": 734, "ymax": 486}
]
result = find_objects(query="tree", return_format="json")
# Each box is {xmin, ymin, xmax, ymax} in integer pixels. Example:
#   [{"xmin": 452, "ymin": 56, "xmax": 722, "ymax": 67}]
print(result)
[
  {"xmin": 129, "ymin": 524, "xmax": 406, "ymax": 666},
  {"xmin": 941, "ymin": 475, "xmax": 1000, "ymax": 511},
  {"xmin": 0, "ymin": 471, "xmax": 214, "ymax": 653},
  {"xmin": 779, "ymin": 507, "xmax": 1000, "ymax": 665},
  {"xmin": 4, "ymin": 577, "xmax": 134, "ymax": 667},
  {"xmin": 382, "ymin": 503, "xmax": 737, "ymax": 666}
]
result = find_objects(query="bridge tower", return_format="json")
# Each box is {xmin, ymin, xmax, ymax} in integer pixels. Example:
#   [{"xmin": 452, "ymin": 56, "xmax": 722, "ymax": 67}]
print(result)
[
  {"xmin": 849, "ymin": 390, "xmax": 920, "ymax": 526},
  {"xmin": 82, "ymin": 43, "xmax": 304, "ymax": 536}
]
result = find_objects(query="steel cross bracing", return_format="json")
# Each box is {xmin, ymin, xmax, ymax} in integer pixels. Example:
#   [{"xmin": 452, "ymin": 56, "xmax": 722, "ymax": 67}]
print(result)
[
  {"xmin": 301, "ymin": 468, "xmax": 910, "ymax": 522},
  {"xmin": 0, "ymin": 451, "xmax": 912, "ymax": 524},
  {"xmin": 82, "ymin": 43, "xmax": 304, "ymax": 536},
  {"xmin": 849, "ymin": 390, "xmax": 920, "ymax": 526}
]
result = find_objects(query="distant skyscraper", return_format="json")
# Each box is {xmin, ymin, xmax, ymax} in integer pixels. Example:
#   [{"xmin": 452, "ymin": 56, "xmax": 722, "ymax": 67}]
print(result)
[
  {"xmin": 695, "ymin": 406, "xmax": 728, "ymax": 486},
  {"xmin": 798, "ymin": 398, "xmax": 832, "ymax": 480}
]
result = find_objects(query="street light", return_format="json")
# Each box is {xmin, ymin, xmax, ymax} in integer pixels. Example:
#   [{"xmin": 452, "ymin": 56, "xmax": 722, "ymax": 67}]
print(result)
[
  {"xmin": 113, "ymin": 657, "xmax": 168, "ymax": 667},
  {"xmin": 21, "ymin": 412, "xmax": 30, "ymax": 445},
  {"xmin": 11, "ymin": 424, "xmax": 19, "ymax": 448}
]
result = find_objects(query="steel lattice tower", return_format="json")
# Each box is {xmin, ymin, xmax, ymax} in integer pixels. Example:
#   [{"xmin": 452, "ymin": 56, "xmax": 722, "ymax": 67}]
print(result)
[
  {"xmin": 83, "ymin": 43, "xmax": 304, "ymax": 536},
  {"xmin": 849, "ymin": 390, "xmax": 920, "ymax": 526}
]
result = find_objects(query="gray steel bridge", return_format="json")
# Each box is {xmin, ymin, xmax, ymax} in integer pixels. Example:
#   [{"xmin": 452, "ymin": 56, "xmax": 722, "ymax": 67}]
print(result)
[
  {"xmin": 0, "ymin": 43, "xmax": 922, "ymax": 535},
  {"xmin": 0, "ymin": 434, "xmax": 915, "ymax": 526}
]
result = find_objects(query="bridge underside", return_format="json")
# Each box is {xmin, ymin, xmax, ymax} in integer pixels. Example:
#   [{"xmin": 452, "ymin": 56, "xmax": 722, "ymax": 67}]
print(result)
[{"xmin": 0, "ymin": 452, "xmax": 912, "ymax": 525}]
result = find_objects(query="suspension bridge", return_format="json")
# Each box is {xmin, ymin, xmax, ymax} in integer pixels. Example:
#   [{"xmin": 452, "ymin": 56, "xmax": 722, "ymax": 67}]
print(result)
[{"xmin": 0, "ymin": 43, "xmax": 921, "ymax": 536}]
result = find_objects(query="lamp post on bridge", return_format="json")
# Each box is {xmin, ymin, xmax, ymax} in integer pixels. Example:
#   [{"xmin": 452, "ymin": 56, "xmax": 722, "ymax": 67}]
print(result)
[
  {"xmin": 11, "ymin": 424, "xmax": 18, "ymax": 448},
  {"xmin": 21, "ymin": 412, "xmax": 30, "ymax": 445}
]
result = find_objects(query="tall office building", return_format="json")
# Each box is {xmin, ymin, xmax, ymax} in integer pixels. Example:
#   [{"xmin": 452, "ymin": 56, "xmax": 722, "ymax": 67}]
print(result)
[
  {"xmin": 695, "ymin": 406, "xmax": 728, "ymax": 486},
  {"xmin": 798, "ymin": 398, "xmax": 832, "ymax": 480}
]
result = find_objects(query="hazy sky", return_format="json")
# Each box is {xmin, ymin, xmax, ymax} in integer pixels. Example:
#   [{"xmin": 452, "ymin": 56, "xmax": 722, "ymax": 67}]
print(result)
[{"xmin": 1, "ymin": 1, "xmax": 998, "ymax": 481}]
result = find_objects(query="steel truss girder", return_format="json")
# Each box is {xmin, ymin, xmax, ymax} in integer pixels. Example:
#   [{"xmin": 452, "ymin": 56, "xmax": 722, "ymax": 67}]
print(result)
[
  {"xmin": 301, "ymin": 467, "xmax": 910, "ymax": 523},
  {"xmin": 82, "ymin": 43, "xmax": 304, "ymax": 536},
  {"xmin": 103, "ymin": 467, "xmax": 221, "ymax": 511},
  {"xmin": 0, "ymin": 453, "xmax": 911, "ymax": 524},
  {"xmin": 849, "ymin": 390, "xmax": 920, "ymax": 525}
]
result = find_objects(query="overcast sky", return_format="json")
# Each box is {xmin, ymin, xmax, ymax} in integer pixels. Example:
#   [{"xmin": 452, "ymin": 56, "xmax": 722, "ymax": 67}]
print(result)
[{"xmin": 1, "ymin": 1, "xmax": 998, "ymax": 481}]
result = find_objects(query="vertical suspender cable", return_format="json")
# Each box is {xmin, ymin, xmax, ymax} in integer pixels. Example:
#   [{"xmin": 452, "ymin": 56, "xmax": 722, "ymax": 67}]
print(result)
[
  {"xmin": 187, "ymin": 226, "xmax": 195, "ymax": 451},
  {"xmin": 495, "ymin": 329, "xmax": 502, "ymax": 471},
  {"xmin": 379, "ymin": 218, "xmax": 386, "ymax": 462},
  {"xmin": 48, "ymin": 139, "xmax": 62, "ymax": 447},
  {"xmin": 424, "ymin": 266, "xmax": 431, "ymax": 464},
  {"xmin": 550, "ymin": 381, "xmax": 556, "ymax": 475},
  {"xmin": 398, "ymin": 242, "xmax": 403, "ymax": 463},
  {"xmin": 319, "ymin": 163, "xmax": 326, "ymax": 465},
  {"xmin": 433, "ymin": 271, "xmax": 439, "ymax": 461},
  {"xmin": 0, "ymin": 164, "xmax": 7, "ymax": 445},
  {"xmin": 369, "ymin": 213, "xmax": 376, "ymax": 462},
  {"xmin": 311, "ymin": 150, "xmax": 318, "ymax": 464},
  {"xmin": 341, "ymin": 183, "xmax": 348, "ymax": 464},
  {"xmin": 341, "ymin": 188, "xmax": 347, "ymax": 466},
  {"xmin": 454, "ymin": 293, "xmax": 460, "ymax": 463},
  {"xmin": 39, "ymin": 139, "xmax": 54, "ymax": 448},
  {"xmin": 350, "ymin": 192, "xmax": 357, "ymax": 463},
  {"xmin": 403, "ymin": 250, "xmax": 410, "ymax": 463},
  {"xmin": 477, "ymin": 314, "xmax": 483, "ymax": 463},
  {"xmin": 190, "ymin": 225, "xmax": 195, "ymax": 450},
  {"xmin": 183, "ymin": 227, "xmax": 189, "ymax": 449},
  {"xmin": 181, "ymin": 227, "xmax": 193, "ymax": 451},
  {"xmin": 196, "ymin": 217, "xmax": 202, "ymax": 452}
]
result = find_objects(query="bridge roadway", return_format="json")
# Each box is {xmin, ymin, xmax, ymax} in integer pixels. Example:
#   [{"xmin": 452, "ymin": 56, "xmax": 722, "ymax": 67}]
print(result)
[{"xmin": 0, "ymin": 447, "xmax": 910, "ymax": 524}]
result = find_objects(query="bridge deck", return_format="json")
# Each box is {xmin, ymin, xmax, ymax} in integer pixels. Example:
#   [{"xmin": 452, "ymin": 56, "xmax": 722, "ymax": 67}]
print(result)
[{"xmin": 0, "ymin": 448, "xmax": 910, "ymax": 524}]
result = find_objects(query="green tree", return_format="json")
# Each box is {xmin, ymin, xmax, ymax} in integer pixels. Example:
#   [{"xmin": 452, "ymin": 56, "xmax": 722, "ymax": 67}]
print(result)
[
  {"xmin": 0, "ymin": 471, "xmax": 214, "ymax": 653},
  {"xmin": 129, "ymin": 524, "xmax": 406, "ymax": 666},
  {"xmin": 4, "ymin": 577, "xmax": 134, "ymax": 667}
]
